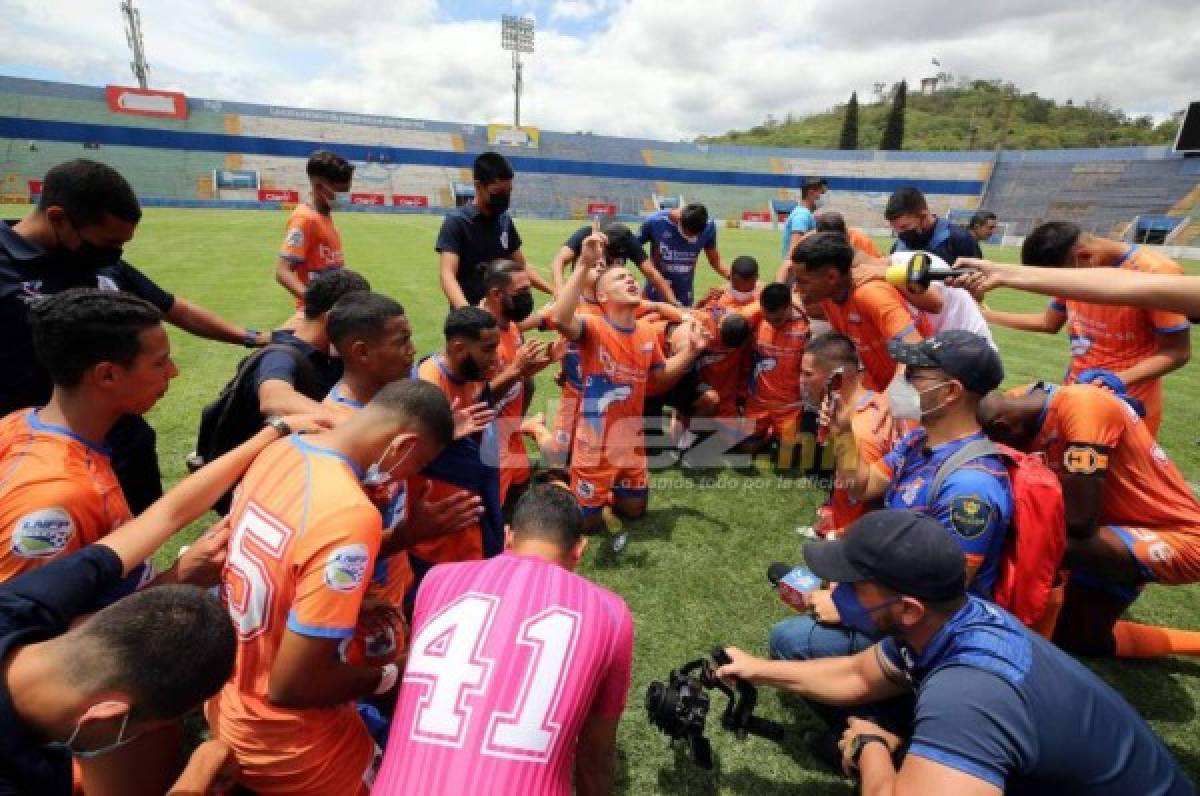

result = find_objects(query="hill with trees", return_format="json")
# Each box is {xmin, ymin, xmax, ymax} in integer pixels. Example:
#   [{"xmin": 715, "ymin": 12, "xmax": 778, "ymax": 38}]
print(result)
[{"xmin": 700, "ymin": 79, "xmax": 1180, "ymax": 151}]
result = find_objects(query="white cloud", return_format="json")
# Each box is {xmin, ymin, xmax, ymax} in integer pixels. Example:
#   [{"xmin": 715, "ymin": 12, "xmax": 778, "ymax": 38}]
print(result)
[{"xmin": 1, "ymin": 0, "xmax": 1196, "ymax": 140}]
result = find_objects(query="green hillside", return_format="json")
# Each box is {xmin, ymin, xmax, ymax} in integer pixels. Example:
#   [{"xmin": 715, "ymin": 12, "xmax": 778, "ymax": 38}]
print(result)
[{"xmin": 701, "ymin": 80, "xmax": 1180, "ymax": 151}]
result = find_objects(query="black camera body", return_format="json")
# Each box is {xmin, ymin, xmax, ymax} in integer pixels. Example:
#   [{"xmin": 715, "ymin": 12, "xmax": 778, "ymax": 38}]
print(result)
[{"xmin": 645, "ymin": 647, "xmax": 784, "ymax": 769}]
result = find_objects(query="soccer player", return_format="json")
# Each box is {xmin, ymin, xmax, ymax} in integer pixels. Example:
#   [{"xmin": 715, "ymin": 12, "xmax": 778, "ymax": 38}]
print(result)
[
  {"xmin": 978, "ymin": 222, "xmax": 1190, "ymax": 436},
  {"xmin": 815, "ymin": 211, "xmax": 881, "ymax": 258},
  {"xmin": 549, "ymin": 233, "xmax": 707, "ymax": 532},
  {"xmin": 804, "ymin": 332, "xmax": 896, "ymax": 531},
  {"xmin": 411, "ymin": 308, "xmax": 506, "ymax": 587},
  {"xmin": 699, "ymin": 254, "xmax": 762, "ymax": 311},
  {"xmin": 885, "ymin": 186, "xmax": 983, "ymax": 263},
  {"xmin": 436, "ymin": 152, "xmax": 552, "ymax": 308},
  {"xmin": 0, "ymin": 159, "xmax": 270, "ymax": 512},
  {"xmin": 550, "ymin": 219, "xmax": 675, "ymax": 303},
  {"xmin": 740, "ymin": 283, "xmax": 811, "ymax": 453},
  {"xmin": 981, "ymin": 383, "xmax": 1200, "ymax": 659},
  {"xmin": 793, "ymin": 233, "xmax": 929, "ymax": 392},
  {"xmin": 375, "ymin": 484, "xmax": 634, "ymax": 795},
  {"xmin": 275, "ymin": 151, "xmax": 354, "ymax": 319},
  {"xmin": 720, "ymin": 512, "xmax": 1192, "ymax": 795},
  {"xmin": 968, "ymin": 210, "xmax": 999, "ymax": 243},
  {"xmin": 322, "ymin": 292, "xmax": 484, "ymax": 666},
  {"xmin": 0, "ymin": 404, "xmax": 322, "ymax": 796},
  {"xmin": 674, "ymin": 307, "xmax": 753, "ymax": 452},
  {"xmin": 777, "ymin": 177, "xmax": 828, "ymax": 275},
  {"xmin": 638, "ymin": 202, "xmax": 728, "ymax": 306},
  {"xmin": 0, "ymin": 289, "xmax": 218, "ymax": 589},
  {"xmin": 206, "ymin": 380, "xmax": 456, "ymax": 795},
  {"xmin": 477, "ymin": 260, "xmax": 555, "ymax": 508}
]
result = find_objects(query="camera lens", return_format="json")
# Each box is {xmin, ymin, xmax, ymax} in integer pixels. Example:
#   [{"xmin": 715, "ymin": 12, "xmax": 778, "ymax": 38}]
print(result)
[{"xmin": 645, "ymin": 681, "xmax": 666, "ymax": 715}]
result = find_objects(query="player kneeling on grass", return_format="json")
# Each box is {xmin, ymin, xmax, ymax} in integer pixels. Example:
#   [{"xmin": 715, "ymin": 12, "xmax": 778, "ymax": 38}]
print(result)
[
  {"xmin": 982, "ymin": 383, "xmax": 1200, "ymax": 660},
  {"xmin": 738, "ymin": 282, "xmax": 810, "ymax": 455},
  {"xmin": 549, "ymin": 231, "xmax": 707, "ymax": 533},
  {"xmin": 720, "ymin": 511, "xmax": 1192, "ymax": 795},
  {"xmin": 374, "ymin": 484, "xmax": 633, "ymax": 796},
  {"xmin": 206, "ymin": 380, "xmax": 455, "ymax": 796}
]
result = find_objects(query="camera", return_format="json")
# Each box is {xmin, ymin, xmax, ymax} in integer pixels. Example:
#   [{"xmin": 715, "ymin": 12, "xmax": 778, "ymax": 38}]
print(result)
[{"xmin": 645, "ymin": 647, "xmax": 784, "ymax": 769}]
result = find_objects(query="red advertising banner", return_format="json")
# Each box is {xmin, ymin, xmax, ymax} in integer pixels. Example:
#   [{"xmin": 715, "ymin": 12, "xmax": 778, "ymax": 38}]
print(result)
[
  {"xmin": 28, "ymin": 180, "xmax": 43, "ymax": 196},
  {"xmin": 587, "ymin": 202, "xmax": 618, "ymax": 217},
  {"xmin": 392, "ymin": 194, "xmax": 430, "ymax": 207},
  {"xmin": 105, "ymin": 85, "xmax": 188, "ymax": 119},
  {"xmin": 742, "ymin": 210, "xmax": 771, "ymax": 222},
  {"xmin": 351, "ymin": 193, "xmax": 385, "ymax": 206},
  {"xmin": 258, "ymin": 189, "xmax": 299, "ymax": 202}
]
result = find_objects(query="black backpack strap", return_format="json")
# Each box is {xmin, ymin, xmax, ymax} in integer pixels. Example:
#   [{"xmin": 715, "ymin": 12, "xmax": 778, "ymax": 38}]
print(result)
[{"xmin": 929, "ymin": 438, "xmax": 999, "ymax": 499}]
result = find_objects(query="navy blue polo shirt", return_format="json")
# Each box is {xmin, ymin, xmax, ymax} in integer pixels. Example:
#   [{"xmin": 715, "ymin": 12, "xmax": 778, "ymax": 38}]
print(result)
[
  {"xmin": 0, "ymin": 223, "xmax": 175, "ymax": 416},
  {"xmin": 0, "ymin": 545, "xmax": 125, "ymax": 796},
  {"xmin": 249, "ymin": 330, "xmax": 341, "ymax": 400},
  {"xmin": 434, "ymin": 204, "xmax": 522, "ymax": 305},
  {"xmin": 880, "ymin": 597, "xmax": 1192, "ymax": 794},
  {"xmin": 892, "ymin": 217, "xmax": 982, "ymax": 265}
]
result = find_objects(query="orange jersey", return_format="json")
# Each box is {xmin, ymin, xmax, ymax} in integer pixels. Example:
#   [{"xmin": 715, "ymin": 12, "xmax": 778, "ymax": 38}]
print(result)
[
  {"xmin": 279, "ymin": 204, "xmax": 345, "ymax": 307},
  {"xmin": 1051, "ymin": 246, "xmax": 1189, "ymax": 435},
  {"xmin": 829, "ymin": 391, "xmax": 895, "ymax": 529},
  {"xmin": 822, "ymin": 281, "xmax": 931, "ymax": 392},
  {"xmin": 0, "ymin": 410, "xmax": 131, "ymax": 582},
  {"xmin": 1032, "ymin": 384, "xmax": 1200, "ymax": 532},
  {"xmin": 413, "ymin": 356, "xmax": 489, "ymax": 564},
  {"xmin": 847, "ymin": 228, "xmax": 882, "ymax": 258},
  {"xmin": 323, "ymin": 382, "xmax": 365, "ymax": 422},
  {"xmin": 745, "ymin": 309, "xmax": 810, "ymax": 418},
  {"xmin": 208, "ymin": 435, "xmax": 381, "ymax": 795},
  {"xmin": 493, "ymin": 320, "xmax": 530, "ymax": 502},
  {"xmin": 573, "ymin": 315, "xmax": 665, "ymax": 465},
  {"xmin": 694, "ymin": 307, "xmax": 751, "ymax": 417}
]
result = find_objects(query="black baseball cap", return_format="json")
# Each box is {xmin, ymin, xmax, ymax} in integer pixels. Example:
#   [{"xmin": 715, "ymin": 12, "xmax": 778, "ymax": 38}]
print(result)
[
  {"xmin": 888, "ymin": 329, "xmax": 1004, "ymax": 395},
  {"xmin": 803, "ymin": 510, "xmax": 965, "ymax": 602}
]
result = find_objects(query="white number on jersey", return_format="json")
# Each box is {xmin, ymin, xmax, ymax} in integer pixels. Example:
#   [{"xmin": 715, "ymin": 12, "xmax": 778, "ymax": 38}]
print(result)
[{"xmin": 224, "ymin": 503, "xmax": 291, "ymax": 639}]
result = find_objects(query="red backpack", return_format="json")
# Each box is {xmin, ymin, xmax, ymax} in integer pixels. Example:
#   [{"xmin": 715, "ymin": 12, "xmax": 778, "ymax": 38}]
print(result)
[{"xmin": 931, "ymin": 439, "xmax": 1065, "ymax": 631}]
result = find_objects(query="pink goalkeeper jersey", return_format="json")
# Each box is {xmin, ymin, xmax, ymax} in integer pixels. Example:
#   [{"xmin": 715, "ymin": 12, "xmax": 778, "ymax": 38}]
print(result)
[{"xmin": 374, "ymin": 552, "xmax": 634, "ymax": 795}]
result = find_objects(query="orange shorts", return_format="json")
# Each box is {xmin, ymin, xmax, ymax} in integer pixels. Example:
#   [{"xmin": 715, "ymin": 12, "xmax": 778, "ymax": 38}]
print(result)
[
  {"xmin": 206, "ymin": 701, "xmax": 378, "ymax": 796},
  {"xmin": 570, "ymin": 457, "xmax": 649, "ymax": 516},
  {"xmin": 744, "ymin": 405, "xmax": 801, "ymax": 442},
  {"xmin": 1109, "ymin": 525, "xmax": 1200, "ymax": 585}
]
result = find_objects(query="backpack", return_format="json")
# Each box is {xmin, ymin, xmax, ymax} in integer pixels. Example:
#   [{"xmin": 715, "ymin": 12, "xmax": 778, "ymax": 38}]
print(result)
[
  {"xmin": 194, "ymin": 344, "xmax": 320, "ymax": 510},
  {"xmin": 931, "ymin": 438, "xmax": 1066, "ymax": 633}
]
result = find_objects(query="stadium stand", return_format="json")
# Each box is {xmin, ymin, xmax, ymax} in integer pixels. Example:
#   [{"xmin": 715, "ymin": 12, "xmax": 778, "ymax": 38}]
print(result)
[{"xmin": 1, "ymin": 75, "xmax": 1197, "ymax": 246}]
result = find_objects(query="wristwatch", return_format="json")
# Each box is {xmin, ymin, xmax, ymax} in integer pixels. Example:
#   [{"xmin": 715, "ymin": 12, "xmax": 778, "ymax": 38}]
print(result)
[
  {"xmin": 265, "ymin": 416, "xmax": 292, "ymax": 437},
  {"xmin": 243, "ymin": 328, "xmax": 262, "ymax": 348},
  {"xmin": 850, "ymin": 733, "xmax": 892, "ymax": 767}
]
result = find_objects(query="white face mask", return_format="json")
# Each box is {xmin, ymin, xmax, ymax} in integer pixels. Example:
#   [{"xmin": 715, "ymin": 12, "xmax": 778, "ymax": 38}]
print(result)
[
  {"xmin": 729, "ymin": 286, "xmax": 756, "ymax": 302},
  {"xmin": 333, "ymin": 191, "xmax": 352, "ymax": 205},
  {"xmin": 364, "ymin": 438, "xmax": 414, "ymax": 489},
  {"xmin": 887, "ymin": 378, "xmax": 952, "ymax": 420},
  {"xmin": 813, "ymin": 194, "xmax": 829, "ymax": 210}
]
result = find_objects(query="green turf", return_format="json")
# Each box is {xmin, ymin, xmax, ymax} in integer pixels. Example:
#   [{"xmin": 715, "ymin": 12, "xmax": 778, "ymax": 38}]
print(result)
[{"xmin": 10, "ymin": 205, "xmax": 1200, "ymax": 791}]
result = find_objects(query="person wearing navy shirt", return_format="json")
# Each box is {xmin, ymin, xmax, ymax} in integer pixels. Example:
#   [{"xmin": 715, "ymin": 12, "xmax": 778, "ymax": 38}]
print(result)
[
  {"xmin": 637, "ymin": 203, "xmax": 728, "ymax": 306},
  {"xmin": 886, "ymin": 186, "xmax": 982, "ymax": 265},
  {"xmin": 0, "ymin": 160, "xmax": 271, "ymax": 514},
  {"xmin": 721, "ymin": 511, "xmax": 1193, "ymax": 795},
  {"xmin": 435, "ymin": 152, "xmax": 552, "ymax": 308},
  {"xmin": 768, "ymin": 331, "xmax": 1012, "ymax": 747}
]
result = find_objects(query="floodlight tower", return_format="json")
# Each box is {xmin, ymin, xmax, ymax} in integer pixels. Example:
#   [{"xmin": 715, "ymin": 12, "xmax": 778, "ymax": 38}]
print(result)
[
  {"xmin": 501, "ymin": 15, "xmax": 535, "ymax": 128},
  {"xmin": 120, "ymin": 0, "xmax": 150, "ymax": 88}
]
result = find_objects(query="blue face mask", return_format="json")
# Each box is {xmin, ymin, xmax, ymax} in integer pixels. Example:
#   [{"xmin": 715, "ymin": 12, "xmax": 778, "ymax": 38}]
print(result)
[
  {"xmin": 46, "ymin": 711, "xmax": 138, "ymax": 759},
  {"xmin": 831, "ymin": 582, "xmax": 899, "ymax": 637}
]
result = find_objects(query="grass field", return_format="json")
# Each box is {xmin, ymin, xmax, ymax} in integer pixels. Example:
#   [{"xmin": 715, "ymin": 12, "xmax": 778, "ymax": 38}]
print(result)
[{"xmin": 12, "ymin": 204, "xmax": 1200, "ymax": 792}]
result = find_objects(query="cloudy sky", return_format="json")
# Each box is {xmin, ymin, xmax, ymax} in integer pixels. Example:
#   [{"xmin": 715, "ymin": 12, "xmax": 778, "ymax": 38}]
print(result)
[{"xmin": 2, "ymin": 0, "xmax": 1197, "ymax": 140}]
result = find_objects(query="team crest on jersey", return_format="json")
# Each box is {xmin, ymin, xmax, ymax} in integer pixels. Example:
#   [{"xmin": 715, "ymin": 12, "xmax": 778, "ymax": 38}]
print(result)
[
  {"xmin": 641, "ymin": 342, "xmax": 655, "ymax": 353},
  {"xmin": 11, "ymin": 508, "xmax": 74, "ymax": 558},
  {"xmin": 286, "ymin": 228, "xmax": 304, "ymax": 248},
  {"xmin": 576, "ymin": 479, "xmax": 595, "ymax": 499},
  {"xmin": 1069, "ymin": 335, "xmax": 1092, "ymax": 356},
  {"xmin": 324, "ymin": 543, "xmax": 370, "ymax": 592},
  {"xmin": 96, "ymin": 275, "xmax": 119, "ymax": 292}
]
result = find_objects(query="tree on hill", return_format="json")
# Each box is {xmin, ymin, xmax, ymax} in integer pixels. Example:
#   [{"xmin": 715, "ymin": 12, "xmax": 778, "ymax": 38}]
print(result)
[
  {"xmin": 880, "ymin": 80, "xmax": 907, "ymax": 150},
  {"xmin": 838, "ymin": 91, "xmax": 859, "ymax": 150}
]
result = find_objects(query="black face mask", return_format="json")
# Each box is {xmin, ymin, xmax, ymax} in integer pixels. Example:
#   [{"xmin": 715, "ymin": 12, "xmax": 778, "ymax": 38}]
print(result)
[
  {"xmin": 504, "ymin": 290, "xmax": 534, "ymax": 322},
  {"xmin": 67, "ymin": 240, "xmax": 124, "ymax": 270},
  {"xmin": 460, "ymin": 354, "xmax": 484, "ymax": 381},
  {"xmin": 487, "ymin": 191, "xmax": 511, "ymax": 215},
  {"xmin": 897, "ymin": 225, "xmax": 932, "ymax": 250}
]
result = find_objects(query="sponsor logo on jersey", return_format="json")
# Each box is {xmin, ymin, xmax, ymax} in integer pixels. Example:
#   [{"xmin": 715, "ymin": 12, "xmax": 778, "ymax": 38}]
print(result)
[
  {"xmin": 325, "ymin": 543, "xmax": 370, "ymax": 592},
  {"xmin": 11, "ymin": 508, "xmax": 74, "ymax": 558}
]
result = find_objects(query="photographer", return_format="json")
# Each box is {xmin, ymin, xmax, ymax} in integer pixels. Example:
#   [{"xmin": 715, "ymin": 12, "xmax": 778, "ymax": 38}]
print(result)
[{"xmin": 719, "ymin": 511, "xmax": 1191, "ymax": 795}]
